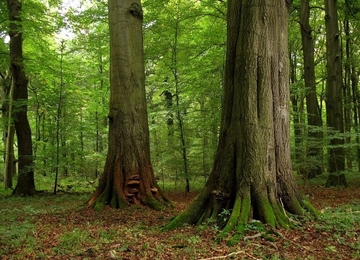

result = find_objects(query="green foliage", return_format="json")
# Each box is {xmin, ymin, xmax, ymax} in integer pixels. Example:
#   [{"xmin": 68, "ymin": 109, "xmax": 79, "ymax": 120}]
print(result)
[
  {"xmin": 315, "ymin": 203, "xmax": 360, "ymax": 255},
  {"xmin": 217, "ymin": 208, "xmax": 232, "ymax": 228},
  {"xmin": 143, "ymin": 0, "xmax": 225, "ymax": 189},
  {"xmin": 55, "ymin": 228, "xmax": 93, "ymax": 255},
  {"xmin": 244, "ymin": 221, "xmax": 266, "ymax": 233},
  {"xmin": 0, "ymin": 221, "xmax": 36, "ymax": 255},
  {"xmin": 0, "ymin": 0, "xmax": 359, "ymax": 196}
]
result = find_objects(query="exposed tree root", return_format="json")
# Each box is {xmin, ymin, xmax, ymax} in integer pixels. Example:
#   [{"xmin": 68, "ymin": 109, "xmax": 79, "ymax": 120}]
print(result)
[
  {"xmin": 88, "ymin": 166, "xmax": 171, "ymax": 211},
  {"xmin": 163, "ymin": 184, "xmax": 317, "ymax": 245}
]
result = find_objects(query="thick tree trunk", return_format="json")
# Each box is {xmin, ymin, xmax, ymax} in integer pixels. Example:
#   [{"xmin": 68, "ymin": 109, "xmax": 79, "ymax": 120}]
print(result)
[
  {"xmin": 299, "ymin": 0, "xmax": 323, "ymax": 178},
  {"xmin": 324, "ymin": 0, "xmax": 346, "ymax": 186},
  {"xmin": 88, "ymin": 0, "xmax": 170, "ymax": 210},
  {"xmin": 164, "ymin": 0, "xmax": 315, "ymax": 244},
  {"xmin": 8, "ymin": 0, "xmax": 36, "ymax": 196}
]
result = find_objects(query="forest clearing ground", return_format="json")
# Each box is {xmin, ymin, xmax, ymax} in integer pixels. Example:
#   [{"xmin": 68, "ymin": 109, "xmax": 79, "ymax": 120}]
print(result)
[{"xmin": 0, "ymin": 181, "xmax": 359, "ymax": 260}]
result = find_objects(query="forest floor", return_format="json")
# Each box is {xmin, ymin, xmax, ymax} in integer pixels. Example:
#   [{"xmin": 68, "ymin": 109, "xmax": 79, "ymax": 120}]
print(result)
[{"xmin": 0, "ymin": 178, "xmax": 360, "ymax": 260}]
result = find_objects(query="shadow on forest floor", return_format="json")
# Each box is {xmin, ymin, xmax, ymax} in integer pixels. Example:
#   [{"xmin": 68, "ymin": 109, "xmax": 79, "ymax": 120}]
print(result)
[{"xmin": 0, "ymin": 178, "xmax": 359, "ymax": 260}]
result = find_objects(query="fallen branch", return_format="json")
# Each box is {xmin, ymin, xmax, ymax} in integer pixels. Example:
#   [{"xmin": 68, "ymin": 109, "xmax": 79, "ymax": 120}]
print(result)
[
  {"xmin": 243, "ymin": 232, "xmax": 263, "ymax": 240},
  {"xmin": 199, "ymin": 250, "xmax": 260, "ymax": 260}
]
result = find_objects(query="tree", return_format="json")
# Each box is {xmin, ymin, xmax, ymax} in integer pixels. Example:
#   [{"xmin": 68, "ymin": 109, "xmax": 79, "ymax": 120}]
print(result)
[
  {"xmin": 8, "ymin": 0, "xmax": 36, "ymax": 196},
  {"xmin": 299, "ymin": 0, "xmax": 323, "ymax": 178},
  {"xmin": 324, "ymin": 0, "xmax": 347, "ymax": 186},
  {"xmin": 2, "ymin": 70, "xmax": 16, "ymax": 189},
  {"xmin": 164, "ymin": 0, "xmax": 315, "ymax": 244},
  {"xmin": 299, "ymin": 0, "xmax": 322, "ymax": 178},
  {"xmin": 88, "ymin": 0, "xmax": 170, "ymax": 210}
]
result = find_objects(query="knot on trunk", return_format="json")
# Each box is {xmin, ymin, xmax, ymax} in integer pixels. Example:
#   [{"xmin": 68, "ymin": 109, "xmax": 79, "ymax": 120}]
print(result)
[
  {"xmin": 129, "ymin": 3, "xmax": 143, "ymax": 20},
  {"xmin": 212, "ymin": 190, "xmax": 230, "ymax": 201}
]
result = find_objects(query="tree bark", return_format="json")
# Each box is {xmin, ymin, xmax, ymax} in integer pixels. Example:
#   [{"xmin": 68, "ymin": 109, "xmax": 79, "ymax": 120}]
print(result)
[
  {"xmin": 8, "ymin": 0, "xmax": 36, "ymax": 196},
  {"xmin": 164, "ymin": 0, "xmax": 315, "ymax": 245},
  {"xmin": 324, "ymin": 0, "xmax": 347, "ymax": 186},
  {"xmin": 88, "ymin": 0, "xmax": 170, "ymax": 210}
]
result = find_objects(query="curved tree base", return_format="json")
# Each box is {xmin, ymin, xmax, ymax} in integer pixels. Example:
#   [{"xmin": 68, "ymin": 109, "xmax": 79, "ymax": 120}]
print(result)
[
  {"xmin": 325, "ymin": 174, "xmax": 348, "ymax": 187},
  {"xmin": 88, "ymin": 170, "xmax": 171, "ymax": 211},
  {"xmin": 12, "ymin": 172, "xmax": 36, "ymax": 196},
  {"xmin": 163, "ymin": 185, "xmax": 317, "ymax": 246}
]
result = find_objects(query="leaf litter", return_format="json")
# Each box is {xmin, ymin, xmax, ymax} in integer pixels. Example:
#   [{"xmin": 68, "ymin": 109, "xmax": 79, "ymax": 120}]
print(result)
[{"xmin": 0, "ymin": 185, "xmax": 359, "ymax": 259}]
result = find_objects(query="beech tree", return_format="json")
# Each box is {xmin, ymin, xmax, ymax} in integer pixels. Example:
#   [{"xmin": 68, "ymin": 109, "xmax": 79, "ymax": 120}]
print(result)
[
  {"xmin": 88, "ymin": 0, "xmax": 170, "ymax": 210},
  {"xmin": 324, "ymin": 0, "xmax": 347, "ymax": 186},
  {"xmin": 8, "ymin": 0, "xmax": 36, "ymax": 195},
  {"xmin": 299, "ymin": 0, "xmax": 323, "ymax": 179},
  {"xmin": 164, "ymin": 0, "xmax": 315, "ymax": 244}
]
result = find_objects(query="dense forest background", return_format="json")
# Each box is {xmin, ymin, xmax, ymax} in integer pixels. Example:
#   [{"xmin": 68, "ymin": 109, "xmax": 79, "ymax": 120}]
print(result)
[{"xmin": 0, "ymin": 0, "xmax": 359, "ymax": 192}]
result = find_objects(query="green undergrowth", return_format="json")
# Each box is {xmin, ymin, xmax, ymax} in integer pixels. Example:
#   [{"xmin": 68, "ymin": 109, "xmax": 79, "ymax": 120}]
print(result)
[
  {"xmin": 315, "ymin": 203, "xmax": 360, "ymax": 254},
  {"xmin": 0, "ymin": 178, "xmax": 359, "ymax": 259},
  {"xmin": 295, "ymin": 169, "xmax": 360, "ymax": 187},
  {"xmin": 0, "ymin": 193, "xmax": 90, "ymax": 257}
]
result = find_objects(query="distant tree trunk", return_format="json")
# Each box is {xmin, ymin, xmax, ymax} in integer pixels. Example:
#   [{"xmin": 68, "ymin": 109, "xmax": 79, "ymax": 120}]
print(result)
[
  {"xmin": 343, "ymin": 12, "xmax": 353, "ymax": 170},
  {"xmin": 1, "ymin": 73, "xmax": 16, "ymax": 189},
  {"xmin": 172, "ymin": 17, "xmax": 190, "ymax": 193},
  {"xmin": 164, "ymin": 0, "xmax": 315, "ymax": 245},
  {"xmin": 299, "ymin": 0, "xmax": 323, "ymax": 178},
  {"xmin": 289, "ymin": 51, "xmax": 305, "ymax": 174},
  {"xmin": 94, "ymin": 52, "xmax": 106, "ymax": 178},
  {"xmin": 324, "ymin": 0, "xmax": 347, "ymax": 186},
  {"xmin": 8, "ymin": 0, "xmax": 36, "ymax": 195},
  {"xmin": 88, "ymin": 0, "xmax": 170, "ymax": 210},
  {"xmin": 351, "ymin": 67, "xmax": 360, "ymax": 170}
]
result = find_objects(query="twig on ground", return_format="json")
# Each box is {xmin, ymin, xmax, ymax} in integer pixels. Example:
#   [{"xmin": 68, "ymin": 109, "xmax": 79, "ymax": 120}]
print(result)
[
  {"xmin": 199, "ymin": 250, "xmax": 260, "ymax": 260},
  {"xmin": 244, "ymin": 233, "xmax": 263, "ymax": 240}
]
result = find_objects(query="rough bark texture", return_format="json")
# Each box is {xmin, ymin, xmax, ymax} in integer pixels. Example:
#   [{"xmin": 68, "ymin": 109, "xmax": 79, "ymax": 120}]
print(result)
[
  {"xmin": 88, "ymin": 0, "xmax": 170, "ymax": 210},
  {"xmin": 164, "ymin": 0, "xmax": 315, "ymax": 244},
  {"xmin": 299, "ymin": 0, "xmax": 323, "ymax": 178},
  {"xmin": 324, "ymin": 0, "xmax": 346, "ymax": 186},
  {"xmin": 8, "ymin": 0, "xmax": 36, "ymax": 196}
]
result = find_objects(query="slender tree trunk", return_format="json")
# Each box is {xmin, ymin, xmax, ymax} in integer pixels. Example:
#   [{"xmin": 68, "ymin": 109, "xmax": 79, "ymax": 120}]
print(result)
[
  {"xmin": 54, "ymin": 42, "xmax": 66, "ymax": 194},
  {"xmin": 351, "ymin": 67, "xmax": 360, "ymax": 170},
  {"xmin": 94, "ymin": 52, "xmax": 105, "ymax": 178},
  {"xmin": 324, "ymin": 0, "xmax": 347, "ymax": 186},
  {"xmin": 164, "ymin": 0, "xmax": 315, "ymax": 245},
  {"xmin": 1, "ymin": 72, "xmax": 16, "ymax": 189},
  {"xmin": 88, "ymin": 0, "xmax": 170, "ymax": 210},
  {"xmin": 343, "ymin": 17, "xmax": 352, "ymax": 170},
  {"xmin": 289, "ymin": 51, "xmax": 305, "ymax": 175},
  {"xmin": 299, "ymin": 0, "xmax": 323, "ymax": 178},
  {"xmin": 172, "ymin": 14, "xmax": 190, "ymax": 193},
  {"xmin": 8, "ymin": 0, "xmax": 36, "ymax": 196}
]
